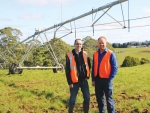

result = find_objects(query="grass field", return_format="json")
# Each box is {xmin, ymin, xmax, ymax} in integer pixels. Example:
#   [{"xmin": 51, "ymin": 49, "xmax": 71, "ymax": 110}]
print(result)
[
  {"xmin": 115, "ymin": 47, "xmax": 150, "ymax": 66},
  {"xmin": 0, "ymin": 48, "xmax": 150, "ymax": 113}
]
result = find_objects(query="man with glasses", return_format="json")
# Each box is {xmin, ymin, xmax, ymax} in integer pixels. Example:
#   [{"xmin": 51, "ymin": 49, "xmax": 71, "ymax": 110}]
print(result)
[{"xmin": 65, "ymin": 39, "xmax": 91, "ymax": 113}]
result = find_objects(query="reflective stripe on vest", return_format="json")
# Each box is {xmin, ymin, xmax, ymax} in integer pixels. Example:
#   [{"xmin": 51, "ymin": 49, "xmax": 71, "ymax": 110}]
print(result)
[
  {"xmin": 82, "ymin": 51, "xmax": 90, "ymax": 77},
  {"xmin": 93, "ymin": 50, "xmax": 112, "ymax": 78},
  {"xmin": 67, "ymin": 51, "xmax": 90, "ymax": 83}
]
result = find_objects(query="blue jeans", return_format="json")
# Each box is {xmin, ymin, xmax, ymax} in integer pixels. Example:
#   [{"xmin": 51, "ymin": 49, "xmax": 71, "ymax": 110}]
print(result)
[
  {"xmin": 69, "ymin": 80, "xmax": 90, "ymax": 106},
  {"xmin": 95, "ymin": 77, "xmax": 115, "ymax": 113}
]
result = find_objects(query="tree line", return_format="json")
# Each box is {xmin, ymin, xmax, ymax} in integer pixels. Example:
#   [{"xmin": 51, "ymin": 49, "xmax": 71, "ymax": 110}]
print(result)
[{"xmin": 112, "ymin": 41, "xmax": 150, "ymax": 48}]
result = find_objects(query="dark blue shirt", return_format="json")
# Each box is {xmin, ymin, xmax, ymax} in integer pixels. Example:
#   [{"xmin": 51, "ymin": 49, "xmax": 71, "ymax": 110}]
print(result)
[{"xmin": 92, "ymin": 48, "xmax": 118, "ymax": 81}]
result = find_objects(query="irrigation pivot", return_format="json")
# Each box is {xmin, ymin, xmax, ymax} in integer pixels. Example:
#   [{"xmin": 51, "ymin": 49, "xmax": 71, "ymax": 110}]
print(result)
[{"xmin": 0, "ymin": 0, "xmax": 128, "ymax": 74}]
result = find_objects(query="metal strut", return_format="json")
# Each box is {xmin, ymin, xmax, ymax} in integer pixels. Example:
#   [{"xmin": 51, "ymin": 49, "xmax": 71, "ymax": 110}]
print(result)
[
  {"xmin": 44, "ymin": 33, "xmax": 60, "ymax": 65},
  {"xmin": 92, "ymin": 6, "xmax": 112, "ymax": 26},
  {"xmin": 101, "ymin": 9, "xmax": 125, "ymax": 28},
  {"xmin": 19, "ymin": 39, "xmax": 36, "ymax": 66}
]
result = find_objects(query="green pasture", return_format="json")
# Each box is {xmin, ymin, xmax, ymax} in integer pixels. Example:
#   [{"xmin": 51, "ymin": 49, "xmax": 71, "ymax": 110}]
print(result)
[
  {"xmin": 115, "ymin": 48, "xmax": 150, "ymax": 66},
  {"xmin": 0, "ymin": 48, "xmax": 150, "ymax": 113}
]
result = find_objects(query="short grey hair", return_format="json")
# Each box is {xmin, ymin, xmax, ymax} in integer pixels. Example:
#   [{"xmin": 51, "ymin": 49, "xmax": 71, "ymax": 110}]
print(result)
[{"xmin": 74, "ymin": 39, "xmax": 82, "ymax": 44}]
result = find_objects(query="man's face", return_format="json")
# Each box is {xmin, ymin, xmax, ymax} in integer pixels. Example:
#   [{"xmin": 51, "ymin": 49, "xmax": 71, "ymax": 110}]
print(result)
[
  {"xmin": 98, "ymin": 38, "xmax": 107, "ymax": 51},
  {"xmin": 74, "ymin": 39, "xmax": 82, "ymax": 51}
]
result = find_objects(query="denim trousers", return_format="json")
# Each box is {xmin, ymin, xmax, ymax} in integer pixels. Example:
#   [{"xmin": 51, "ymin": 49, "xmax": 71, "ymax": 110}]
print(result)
[
  {"xmin": 69, "ymin": 80, "xmax": 90, "ymax": 106},
  {"xmin": 95, "ymin": 77, "xmax": 115, "ymax": 113}
]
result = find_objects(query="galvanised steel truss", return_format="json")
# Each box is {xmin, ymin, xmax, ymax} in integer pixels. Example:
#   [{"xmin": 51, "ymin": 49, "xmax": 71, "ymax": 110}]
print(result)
[{"xmin": 0, "ymin": 0, "xmax": 128, "ymax": 74}]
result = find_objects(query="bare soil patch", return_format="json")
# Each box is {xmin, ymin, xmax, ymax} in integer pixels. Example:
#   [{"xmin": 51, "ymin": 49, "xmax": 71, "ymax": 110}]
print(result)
[{"xmin": 140, "ymin": 50, "xmax": 150, "ymax": 53}]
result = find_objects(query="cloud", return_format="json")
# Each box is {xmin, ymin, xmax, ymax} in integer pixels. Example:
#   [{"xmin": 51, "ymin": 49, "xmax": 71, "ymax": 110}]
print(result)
[
  {"xmin": 50, "ymin": 0, "xmax": 74, "ymax": 6},
  {"xmin": 0, "ymin": 18, "xmax": 12, "ymax": 21},
  {"xmin": 143, "ymin": 8, "xmax": 150, "ymax": 14},
  {"xmin": 18, "ymin": 0, "xmax": 48, "ymax": 6},
  {"xmin": 17, "ymin": 0, "xmax": 74, "ymax": 6},
  {"xmin": 18, "ymin": 13, "xmax": 44, "ymax": 19}
]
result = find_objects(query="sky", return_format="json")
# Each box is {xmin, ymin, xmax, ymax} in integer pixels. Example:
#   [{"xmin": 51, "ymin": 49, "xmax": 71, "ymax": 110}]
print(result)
[{"xmin": 0, "ymin": 0, "xmax": 150, "ymax": 45}]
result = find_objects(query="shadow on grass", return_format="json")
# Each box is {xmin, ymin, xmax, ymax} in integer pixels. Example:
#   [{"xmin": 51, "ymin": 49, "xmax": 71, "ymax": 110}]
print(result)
[
  {"xmin": 0, "ymin": 79, "xmax": 54, "ymax": 99},
  {"xmin": 30, "ymin": 90, "xmax": 54, "ymax": 99}
]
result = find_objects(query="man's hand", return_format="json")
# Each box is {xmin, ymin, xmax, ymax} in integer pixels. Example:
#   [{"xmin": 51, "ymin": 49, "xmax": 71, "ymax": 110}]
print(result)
[
  {"xmin": 69, "ymin": 84, "xmax": 73, "ymax": 88},
  {"xmin": 92, "ymin": 81, "xmax": 95, "ymax": 86}
]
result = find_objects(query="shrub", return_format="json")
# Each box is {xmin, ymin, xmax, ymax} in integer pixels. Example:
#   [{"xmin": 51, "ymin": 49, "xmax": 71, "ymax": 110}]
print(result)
[
  {"xmin": 121, "ymin": 56, "xmax": 132, "ymax": 67},
  {"xmin": 140, "ymin": 58, "xmax": 150, "ymax": 64},
  {"xmin": 121, "ymin": 56, "xmax": 140, "ymax": 67},
  {"xmin": 132, "ymin": 57, "xmax": 140, "ymax": 66}
]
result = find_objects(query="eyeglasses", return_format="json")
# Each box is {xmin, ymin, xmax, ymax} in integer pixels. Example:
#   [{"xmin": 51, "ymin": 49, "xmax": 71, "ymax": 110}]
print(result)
[{"xmin": 75, "ymin": 43, "xmax": 82, "ymax": 45}]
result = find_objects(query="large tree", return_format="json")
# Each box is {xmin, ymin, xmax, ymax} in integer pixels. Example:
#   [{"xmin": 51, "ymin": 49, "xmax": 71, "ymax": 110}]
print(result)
[
  {"xmin": 0, "ymin": 27, "xmax": 22, "ymax": 47},
  {"xmin": 0, "ymin": 27, "xmax": 23, "ymax": 65}
]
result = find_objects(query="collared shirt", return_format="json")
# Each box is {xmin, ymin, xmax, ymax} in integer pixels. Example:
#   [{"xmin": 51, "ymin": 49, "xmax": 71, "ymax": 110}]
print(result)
[{"xmin": 92, "ymin": 48, "xmax": 118, "ymax": 81}]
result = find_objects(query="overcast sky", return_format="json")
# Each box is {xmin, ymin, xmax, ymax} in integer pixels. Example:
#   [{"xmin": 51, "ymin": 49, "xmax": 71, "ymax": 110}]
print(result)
[{"xmin": 0, "ymin": 0, "xmax": 150, "ymax": 45}]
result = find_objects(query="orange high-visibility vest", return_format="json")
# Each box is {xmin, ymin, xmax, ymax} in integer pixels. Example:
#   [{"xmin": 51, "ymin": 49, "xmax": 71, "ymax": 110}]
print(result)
[
  {"xmin": 67, "ymin": 51, "xmax": 90, "ymax": 83},
  {"xmin": 93, "ymin": 50, "xmax": 112, "ymax": 78}
]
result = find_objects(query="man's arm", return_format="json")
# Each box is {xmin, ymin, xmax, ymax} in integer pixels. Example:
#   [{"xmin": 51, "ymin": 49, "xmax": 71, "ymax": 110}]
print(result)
[
  {"xmin": 86, "ymin": 56, "xmax": 91, "ymax": 79},
  {"xmin": 87, "ymin": 57, "xmax": 91, "ymax": 70},
  {"xmin": 109, "ymin": 52, "xmax": 118, "ymax": 80},
  {"xmin": 91, "ymin": 55, "xmax": 95, "ymax": 81},
  {"xmin": 91, "ymin": 55, "xmax": 96, "ymax": 86},
  {"xmin": 65, "ymin": 55, "xmax": 73, "ymax": 85}
]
